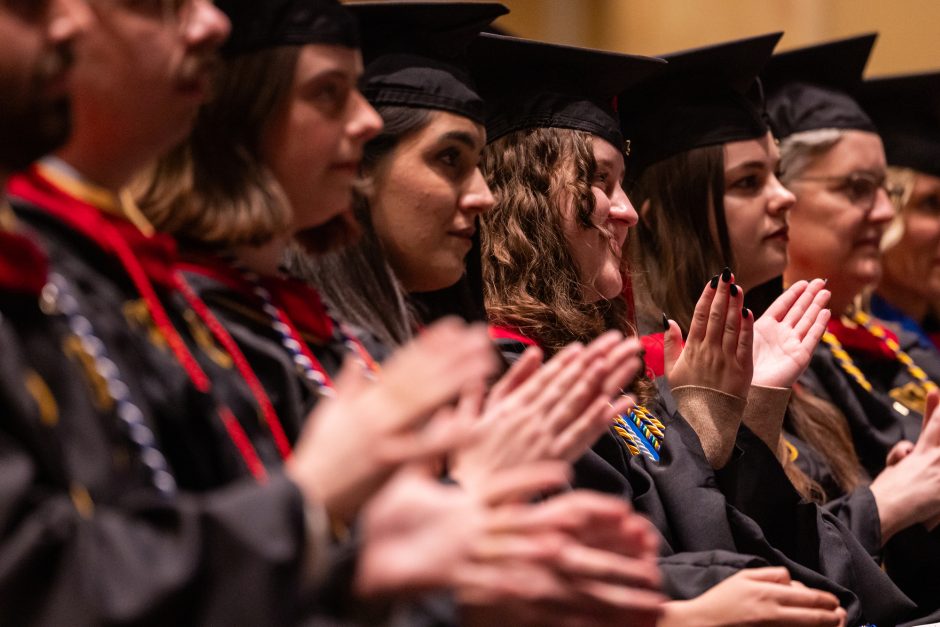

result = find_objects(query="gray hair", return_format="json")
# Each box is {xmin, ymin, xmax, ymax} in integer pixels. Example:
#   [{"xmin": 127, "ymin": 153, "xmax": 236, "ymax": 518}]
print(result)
[{"xmin": 777, "ymin": 128, "xmax": 846, "ymax": 185}]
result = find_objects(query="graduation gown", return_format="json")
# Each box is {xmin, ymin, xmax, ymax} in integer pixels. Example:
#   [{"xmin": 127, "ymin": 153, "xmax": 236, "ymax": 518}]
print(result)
[
  {"xmin": 494, "ymin": 326, "xmax": 915, "ymax": 625},
  {"xmin": 176, "ymin": 252, "xmax": 387, "ymax": 428},
  {"xmin": 799, "ymin": 330, "xmax": 940, "ymax": 614},
  {"xmin": 1, "ymin": 167, "xmax": 345, "ymax": 626}
]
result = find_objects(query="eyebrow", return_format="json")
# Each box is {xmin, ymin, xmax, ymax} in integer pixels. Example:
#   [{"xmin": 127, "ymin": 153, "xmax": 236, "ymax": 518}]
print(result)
[
  {"xmin": 439, "ymin": 130, "xmax": 480, "ymax": 150},
  {"xmin": 596, "ymin": 156, "xmax": 625, "ymax": 173},
  {"xmin": 726, "ymin": 160, "xmax": 769, "ymax": 172}
]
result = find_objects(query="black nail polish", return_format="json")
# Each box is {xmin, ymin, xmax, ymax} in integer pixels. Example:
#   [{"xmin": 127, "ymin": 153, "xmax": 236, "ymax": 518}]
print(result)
[
  {"xmin": 730, "ymin": 283, "xmax": 738, "ymax": 297},
  {"xmin": 662, "ymin": 312, "xmax": 669, "ymax": 331},
  {"xmin": 742, "ymin": 307, "xmax": 749, "ymax": 319},
  {"xmin": 721, "ymin": 267, "xmax": 731, "ymax": 283},
  {"xmin": 710, "ymin": 275, "xmax": 719, "ymax": 289}
]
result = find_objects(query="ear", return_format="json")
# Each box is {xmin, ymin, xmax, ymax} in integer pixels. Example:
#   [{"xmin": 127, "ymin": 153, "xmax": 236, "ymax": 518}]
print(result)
[{"xmin": 638, "ymin": 198, "xmax": 652, "ymax": 226}]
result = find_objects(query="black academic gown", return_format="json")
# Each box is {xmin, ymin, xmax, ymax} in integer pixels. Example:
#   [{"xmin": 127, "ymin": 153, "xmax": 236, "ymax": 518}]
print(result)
[
  {"xmin": 1, "ymin": 169, "xmax": 349, "ymax": 626},
  {"xmin": 177, "ymin": 254, "xmax": 387, "ymax": 428},
  {"xmin": 799, "ymin": 336, "xmax": 940, "ymax": 613},
  {"xmin": 496, "ymin": 334, "xmax": 915, "ymax": 625},
  {"xmin": 177, "ymin": 255, "xmax": 456, "ymax": 627}
]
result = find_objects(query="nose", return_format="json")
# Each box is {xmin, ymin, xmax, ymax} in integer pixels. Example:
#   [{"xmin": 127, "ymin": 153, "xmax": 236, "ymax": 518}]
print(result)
[
  {"xmin": 48, "ymin": 0, "xmax": 91, "ymax": 47},
  {"xmin": 459, "ymin": 167, "xmax": 495, "ymax": 216},
  {"xmin": 609, "ymin": 183, "xmax": 639, "ymax": 227},
  {"xmin": 185, "ymin": 0, "xmax": 231, "ymax": 51},
  {"xmin": 869, "ymin": 187, "xmax": 896, "ymax": 225},
  {"xmin": 347, "ymin": 90, "xmax": 383, "ymax": 144},
  {"xmin": 767, "ymin": 173, "xmax": 796, "ymax": 217}
]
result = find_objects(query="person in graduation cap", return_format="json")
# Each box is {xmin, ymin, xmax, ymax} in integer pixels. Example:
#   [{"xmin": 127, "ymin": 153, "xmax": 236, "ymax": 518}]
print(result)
[
  {"xmin": 623, "ymin": 31, "xmax": 940, "ymax": 619},
  {"xmin": 136, "ymin": 1, "xmax": 671, "ymax": 624},
  {"xmin": 619, "ymin": 32, "xmax": 838, "ymax": 496},
  {"xmin": 468, "ymin": 30, "xmax": 910, "ymax": 625},
  {"xmin": 0, "ymin": 0, "xmax": 572, "ymax": 624},
  {"xmin": 291, "ymin": 1, "xmax": 659, "ymax": 501},
  {"xmin": 861, "ymin": 71, "xmax": 940, "ymax": 352},
  {"xmin": 764, "ymin": 35, "xmax": 940, "ymax": 616}
]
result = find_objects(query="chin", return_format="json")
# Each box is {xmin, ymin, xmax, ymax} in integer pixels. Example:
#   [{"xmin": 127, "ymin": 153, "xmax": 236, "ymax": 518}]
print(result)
[{"xmin": 597, "ymin": 273, "xmax": 624, "ymax": 301}]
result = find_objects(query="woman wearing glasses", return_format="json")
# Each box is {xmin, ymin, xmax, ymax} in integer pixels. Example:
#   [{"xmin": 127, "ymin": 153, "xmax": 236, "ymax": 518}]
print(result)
[{"xmin": 767, "ymin": 38, "xmax": 940, "ymax": 614}]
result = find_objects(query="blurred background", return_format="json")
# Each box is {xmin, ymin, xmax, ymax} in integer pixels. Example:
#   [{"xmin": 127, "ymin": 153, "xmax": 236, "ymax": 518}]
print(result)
[{"xmin": 347, "ymin": 0, "xmax": 940, "ymax": 76}]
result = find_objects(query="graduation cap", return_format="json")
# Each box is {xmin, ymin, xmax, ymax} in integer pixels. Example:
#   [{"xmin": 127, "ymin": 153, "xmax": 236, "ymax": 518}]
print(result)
[
  {"xmin": 352, "ymin": 2, "xmax": 508, "ymax": 125},
  {"xmin": 618, "ymin": 33, "xmax": 782, "ymax": 176},
  {"xmin": 859, "ymin": 70, "xmax": 940, "ymax": 178},
  {"xmin": 216, "ymin": 0, "xmax": 359, "ymax": 57},
  {"xmin": 763, "ymin": 34, "xmax": 878, "ymax": 140},
  {"xmin": 469, "ymin": 33, "xmax": 666, "ymax": 150}
]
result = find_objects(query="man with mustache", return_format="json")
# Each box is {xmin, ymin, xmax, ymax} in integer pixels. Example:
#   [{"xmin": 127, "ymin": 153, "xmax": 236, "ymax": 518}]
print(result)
[
  {"xmin": 0, "ymin": 0, "xmax": 86, "ymax": 178},
  {"xmin": 0, "ymin": 1, "xmax": 354, "ymax": 624},
  {"xmin": 0, "ymin": 2, "xmax": 666, "ymax": 625}
]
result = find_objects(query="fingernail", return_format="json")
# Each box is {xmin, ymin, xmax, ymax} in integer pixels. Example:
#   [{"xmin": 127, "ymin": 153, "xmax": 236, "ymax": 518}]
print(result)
[
  {"xmin": 662, "ymin": 312, "xmax": 669, "ymax": 331},
  {"xmin": 710, "ymin": 275, "xmax": 719, "ymax": 289},
  {"xmin": 742, "ymin": 307, "xmax": 749, "ymax": 319},
  {"xmin": 721, "ymin": 267, "xmax": 731, "ymax": 283},
  {"xmin": 730, "ymin": 283, "xmax": 738, "ymax": 297}
]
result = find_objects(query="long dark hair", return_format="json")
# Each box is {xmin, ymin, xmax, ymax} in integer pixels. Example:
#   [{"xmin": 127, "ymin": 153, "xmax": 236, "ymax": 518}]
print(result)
[
  {"xmin": 289, "ymin": 106, "xmax": 437, "ymax": 348},
  {"xmin": 629, "ymin": 147, "xmax": 863, "ymax": 501},
  {"xmin": 629, "ymin": 144, "xmax": 731, "ymax": 333}
]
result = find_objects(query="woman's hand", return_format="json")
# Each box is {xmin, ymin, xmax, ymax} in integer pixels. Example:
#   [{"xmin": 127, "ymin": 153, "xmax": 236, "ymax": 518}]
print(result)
[
  {"xmin": 659, "ymin": 567, "xmax": 845, "ymax": 627},
  {"xmin": 458, "ymin": 491, "xmax": 664, "ymax": 627},
  {"xmin": 451, "ymin": 331, "xmax": 643, "ymax": 494},
  {"xmin": 870, "ymin": 389, "xmax": 940, "ymax": 539},
  {"xmin": 355, "ymin": 463, "xmax": 665, "ymax": 627},
  {"xmin": 286, "ymin": 317, "xmax": 499, "ymax": 522},
  {"xmin": 751, "ymin": 279, "xmax": 831, "ymax": 388},
  {"xmin": 665, "ymin": 269, "xmax": 753, "ymax": 399}
]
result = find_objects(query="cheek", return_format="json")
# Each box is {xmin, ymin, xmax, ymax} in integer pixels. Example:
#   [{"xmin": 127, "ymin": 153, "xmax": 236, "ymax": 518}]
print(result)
[{"xmin": 904, "ymin": 215, "xmax": 940, "ymax": 252}]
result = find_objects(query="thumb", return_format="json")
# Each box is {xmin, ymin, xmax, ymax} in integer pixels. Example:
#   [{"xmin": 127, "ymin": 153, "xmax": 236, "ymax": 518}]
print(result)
[
  {"xmin": 918, "ymin": 388, "xmax": 940, "ymax": 448},
  {"xmin": 925, "ymin": 389, "xmax": 940, "ymax": 431},
  {"xmin": 886, "ymin": 440, "xmax": 915, "ymax": 467},
  {"xmin": 737, "ymin": 566, "xmax": 792, "ymax": 585},
  {"xmin": 663, "ymin": 317, "xmax": 683, "ymax": 375}
]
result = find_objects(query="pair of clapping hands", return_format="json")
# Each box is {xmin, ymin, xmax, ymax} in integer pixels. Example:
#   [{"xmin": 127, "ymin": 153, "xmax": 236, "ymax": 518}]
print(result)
[
  {"xmin": 286, "ymin": 319, "xmax": 663, "ymax": 625},
  {"xmin": 285, "ymin": 272, "xmax": 838, "ymax": 625}
]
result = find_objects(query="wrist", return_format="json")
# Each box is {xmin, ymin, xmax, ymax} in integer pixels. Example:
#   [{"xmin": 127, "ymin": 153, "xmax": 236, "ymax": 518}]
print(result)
[
  {"xmin": 659, "ymin": 600, "xmax": 702, "ymax": 627},
  {"xmin": 869, "ymin": 467, "xmax": 915, "ymax": 542}
]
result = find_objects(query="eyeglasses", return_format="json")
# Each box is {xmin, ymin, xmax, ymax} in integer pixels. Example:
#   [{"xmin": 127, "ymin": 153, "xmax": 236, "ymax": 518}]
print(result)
[{"xmin": 791, "ymin": 171, "xmax": 905, "ymax": 213}]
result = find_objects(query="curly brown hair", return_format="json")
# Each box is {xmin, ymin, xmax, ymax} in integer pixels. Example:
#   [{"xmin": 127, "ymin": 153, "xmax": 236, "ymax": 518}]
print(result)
[{"xmin": 480, "ymin": 127, "xmax": 622, "ymax": 352}]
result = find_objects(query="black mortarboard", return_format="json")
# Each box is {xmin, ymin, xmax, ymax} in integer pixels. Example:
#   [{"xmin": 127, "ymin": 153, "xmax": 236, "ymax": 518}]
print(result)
[
  {"xmin": 618, "ymin": 33, "xmax": 782, "ymax": 175},
  {"xmin": 763, "ymin": 34, "xmax": 878, "ymax": 139},
  {"xmin": 352, "ymin": 2, "xmax": 508, "ymax": 125},
  {"xmin": 470, "ymin": 33, "xmax": 665, "ymax": 150},
  {"xmin": 859, "ymin": 70, "xmax": 940, "ymax": 178},
  {"xmin": 217, "ymin": 0, "xmax": 359, "ymax": 57}
]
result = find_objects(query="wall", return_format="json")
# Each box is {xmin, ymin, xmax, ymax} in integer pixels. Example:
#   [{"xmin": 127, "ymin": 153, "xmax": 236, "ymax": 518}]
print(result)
[{"xmin": 493, "ymin": 0, "xmax": 940, "ymax": 76}]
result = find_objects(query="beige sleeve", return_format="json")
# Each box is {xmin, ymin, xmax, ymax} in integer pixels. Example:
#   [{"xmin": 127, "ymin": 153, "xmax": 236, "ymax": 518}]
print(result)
[
  {"xmin": 671, "ymin": 385, "xmax": 747, "ymax": 469},
  {"xmin": 742, "ymin": 385, "xmax": 792, "ymax": 462}
]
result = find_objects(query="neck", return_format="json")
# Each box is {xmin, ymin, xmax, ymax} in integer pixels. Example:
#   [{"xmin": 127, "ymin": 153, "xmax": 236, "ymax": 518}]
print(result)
[
  {"xmin": 233, "ymin": 237, "xmax": 288, "ymax": 277},
  {"xmin": 875, "ymin": 278, "xmax": 929, "ymax": 322},
  {"xmin": 785, "ymin": 266, "xmax": 857, "ymax": 317},
  {"xmin": 55, "ymin": 144, "xmax": 146, "ymax": 193}
]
